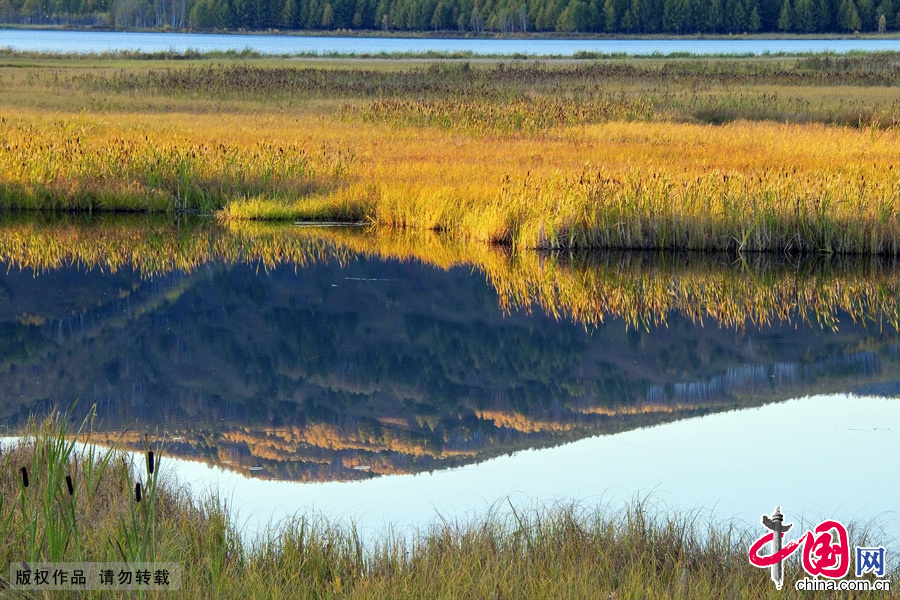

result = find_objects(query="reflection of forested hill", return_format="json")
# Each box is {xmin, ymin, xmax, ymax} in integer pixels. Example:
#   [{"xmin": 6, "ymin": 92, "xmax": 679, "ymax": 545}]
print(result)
[{"xmin": 2, "ymin": 223, "xmax": 900, "ymax": 481}]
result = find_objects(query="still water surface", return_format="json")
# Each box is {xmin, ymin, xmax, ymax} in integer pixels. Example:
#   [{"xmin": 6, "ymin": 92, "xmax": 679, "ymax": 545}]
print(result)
[
  {"xmin": 1, "ymin": 216, "xmax": 898, "ymax": 541},
  {"xmin": 5, "ymin": 28, "xmax": 900, "ymax": 56}
]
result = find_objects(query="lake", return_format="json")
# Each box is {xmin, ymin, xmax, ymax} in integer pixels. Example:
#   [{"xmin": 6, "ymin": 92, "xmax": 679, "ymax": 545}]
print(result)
[
  {"xmin": 5, "ymin": 28, "xmax": 900, "ymax": 56},
  {"xmin": 1, "ymin": 215, "xmax": 898, "ymax": 544}
]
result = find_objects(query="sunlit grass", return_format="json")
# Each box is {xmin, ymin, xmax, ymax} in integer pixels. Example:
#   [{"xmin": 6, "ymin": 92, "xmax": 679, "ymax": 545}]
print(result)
[
  {"xmin": 5, "ymin": 57, "xmax": 900, "ymax": 253},
  {"xmin": 0, "ymin": 117, "xmax": 354, "ymax": 213}
]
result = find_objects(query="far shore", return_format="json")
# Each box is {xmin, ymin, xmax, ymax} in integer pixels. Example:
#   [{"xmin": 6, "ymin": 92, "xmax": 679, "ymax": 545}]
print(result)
[{"xmin": 4, "ymin": 24, "xmax": 900, "ymax": 41}]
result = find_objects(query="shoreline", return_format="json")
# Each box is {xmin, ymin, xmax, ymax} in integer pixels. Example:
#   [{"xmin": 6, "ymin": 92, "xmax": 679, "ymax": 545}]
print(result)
[{"xmin": 4, "ymin": 24, "xmax": 900, "ymax": 40}]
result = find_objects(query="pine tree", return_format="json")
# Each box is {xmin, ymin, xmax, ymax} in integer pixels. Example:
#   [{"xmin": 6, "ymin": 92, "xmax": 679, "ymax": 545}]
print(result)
[
  {"xmin": 777, "ymin": 0, "xmax": 792, "ymax": 29},
  {"xmin": 815, "ymin": 0, "xmax": 831, "ymax": 30},
  {"xmin": 663, "ymin": 0, "xmax": 687, "ymax": 31},
  {"xmin": 707, "ymin": 0, "xmax": 723, "ymax": 30},
  {"xmin": 841, "ymin": 0, "xmax": 861, "ymax": 28},
  {"xmin": 794, "ymin": 0, "xmax": 815, "ymax": 30},
  {"xmin": 430, "ymin": 0, "xmax": 450, "ymax": 28},
  {"xmin": 749, "ymin": 3, "xmax": 761, "ymax": 27},
  {"xmin": 628, "ymin": 0, "xmax": 642, "ymax": 30},
  {"xmin": 603, "ymin": 0, "xmax": 615, "ymax": 29},
  {"xmin": 849, "ymin": 1, "xmax": 862, "ymax": 26},
  {"xmin": 726, "ymin": 0, "xmax": 746, "ymax": 31},
  {"xmin": 619, "ymin": 5, "xmax": 633, "ymax": 27},
  {"xmin": 857, "ymin": 0, "xmax": 873, "ymax": 27},
  {"xmin": 23, "ymin": 0, "xmax": 41, "ymax": 19},
  {"xmin": 280, "ymin": 0, "xmax": 295, "ymax": 26}
]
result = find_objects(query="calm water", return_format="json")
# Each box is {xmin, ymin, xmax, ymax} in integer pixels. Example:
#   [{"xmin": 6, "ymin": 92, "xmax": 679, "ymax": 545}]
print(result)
[
  {"xmin": 4, "ymin": 28, "xmax": 900, "ymax": 56},
  {"xmin": 1, "ymin": 216, "xmax": 899, "ymax": 543}
]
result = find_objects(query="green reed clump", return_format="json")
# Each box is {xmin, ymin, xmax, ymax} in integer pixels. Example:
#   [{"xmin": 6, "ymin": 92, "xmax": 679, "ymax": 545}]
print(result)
[
  {"xmin": 346, "ymin": 94, "xmax": 655, "ymax": 133},
  {"xmin": 0, "ymin": 409, "xmax": 135, "ymax": 564}
]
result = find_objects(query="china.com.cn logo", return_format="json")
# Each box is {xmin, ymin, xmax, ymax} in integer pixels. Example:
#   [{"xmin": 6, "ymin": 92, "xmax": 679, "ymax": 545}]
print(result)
[{"xmin": 748, "ymin": 506, "xmax": 891, "ymax": 592}]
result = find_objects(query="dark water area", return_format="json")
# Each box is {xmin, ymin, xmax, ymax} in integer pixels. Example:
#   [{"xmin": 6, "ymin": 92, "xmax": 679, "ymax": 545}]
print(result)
[
  {"xmin": 1, "ymin": 214, "xmax": 898, "ymax": 540},
  {"xmin": 6, "ymin": 28, "xmax": 900, "ymax": 56}
]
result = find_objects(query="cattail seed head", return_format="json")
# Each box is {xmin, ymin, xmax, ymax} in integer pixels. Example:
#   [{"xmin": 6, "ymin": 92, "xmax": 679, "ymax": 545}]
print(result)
[
  {"xmin": 20, "ymin": 467, "xmax": 28, "ymax": 488},
  {"xmin": 147, "ymin": 450, "xmax": 155, "ymax": 475},
  {"xmin": 66, "ymin": 475, "xmax": 74, "ymax": 496},
  {"xmin": 135, "ymin": 482, "xmax": 142, "ymax": 503}
]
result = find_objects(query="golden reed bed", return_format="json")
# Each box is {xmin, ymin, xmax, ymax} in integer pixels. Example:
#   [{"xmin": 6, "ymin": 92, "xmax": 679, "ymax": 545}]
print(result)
[{"xmin": 4, "ymin": 58, "xmax": 900, "ymax": 254}]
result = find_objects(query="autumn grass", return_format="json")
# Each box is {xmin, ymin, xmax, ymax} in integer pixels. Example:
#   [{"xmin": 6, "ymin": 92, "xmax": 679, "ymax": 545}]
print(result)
[
  {"xmin": 5, "ymin": 55, "xmax": 900, "ymax": 252},
  {"xmin": 1, "ymin": 414, "xmax": 896, "ymax": 599},
  {"xmin": 0, "ymin": 118, "xmax": 356, "ymax": 213}
]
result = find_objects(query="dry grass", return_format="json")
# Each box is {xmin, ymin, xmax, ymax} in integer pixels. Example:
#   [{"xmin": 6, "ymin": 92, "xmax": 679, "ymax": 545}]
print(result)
[{"xmin": 4, "ymin": 57, "xmax": 900, "ymax": 253}]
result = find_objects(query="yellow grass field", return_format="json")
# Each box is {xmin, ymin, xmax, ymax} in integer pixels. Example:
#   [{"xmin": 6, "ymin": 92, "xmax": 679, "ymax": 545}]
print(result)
[{"xmin": 3, "ymin": 56, "xmax": 900, "ymax": 253}]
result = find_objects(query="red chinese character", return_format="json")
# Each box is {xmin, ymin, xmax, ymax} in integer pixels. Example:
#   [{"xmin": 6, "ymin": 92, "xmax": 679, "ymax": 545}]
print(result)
[
  {"xmin": 749, "ymin": 518, "xmax": 850, "ymax": 580},
  {"xmin": 801, "ymin": 520, "xmax": 850, "ymax": 578}
]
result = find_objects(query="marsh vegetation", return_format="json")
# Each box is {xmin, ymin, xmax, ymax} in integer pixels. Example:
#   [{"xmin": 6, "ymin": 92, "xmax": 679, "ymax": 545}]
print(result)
[
  {"xmin": 4, "ymin": 53, "xmax": 900, "ymax": 253},
  {"xmin": 3, "ymin": 49, "xmax": 900, "ymax": 599}
]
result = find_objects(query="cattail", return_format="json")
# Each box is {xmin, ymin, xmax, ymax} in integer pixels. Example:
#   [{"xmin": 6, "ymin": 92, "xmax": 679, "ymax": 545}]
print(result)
[
  {"xmin": 65, "ymin": 475, "xmax": 74, "ymax": 496},
  {"xmin": 20, "ymin": 467, "xmax": 28, "ymax": 488},
  {"xmin": 135, "ymin": 482, "xmax": 142, "ymax": 503},
  {"xmin": 147, "ymin": 450, "xmax": 155, "ymax": 475}
]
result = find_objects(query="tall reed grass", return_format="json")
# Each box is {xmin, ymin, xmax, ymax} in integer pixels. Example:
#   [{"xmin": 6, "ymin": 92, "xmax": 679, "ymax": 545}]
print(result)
[
  {"xmin": 6, "ymin": 57, "xmax": 900, "ymax": 253},
  {"xmin": 0, "ymin": 119, "xmax": 354, "ymax": 213}
]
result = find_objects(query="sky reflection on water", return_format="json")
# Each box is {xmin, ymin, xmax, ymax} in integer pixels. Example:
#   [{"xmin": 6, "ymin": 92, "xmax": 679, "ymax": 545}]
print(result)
[{"xmin": 167, "ymin": 394, "xmax": 900, "ymax": 544}]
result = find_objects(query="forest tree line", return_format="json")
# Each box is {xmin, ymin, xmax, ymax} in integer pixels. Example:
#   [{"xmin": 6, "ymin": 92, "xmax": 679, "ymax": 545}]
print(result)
[{"xmin": 2, "ymin": 0, "xmax": 899, "ymax": 36}]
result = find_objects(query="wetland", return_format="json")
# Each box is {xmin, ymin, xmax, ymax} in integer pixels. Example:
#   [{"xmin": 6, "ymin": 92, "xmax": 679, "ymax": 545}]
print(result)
[{"xmin": 1, "ymin": 48, "xmax": 899, "ymax": 597}]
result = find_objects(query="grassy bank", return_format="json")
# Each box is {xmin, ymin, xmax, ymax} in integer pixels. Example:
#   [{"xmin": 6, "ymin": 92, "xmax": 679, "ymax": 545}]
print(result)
[
  {"xmin": 5, "ymin": 54, "xmax": 900, "ymax": 252},
  {"xmin": 0, "ymin": 414, "xmax": 896, "ymax": 598}
]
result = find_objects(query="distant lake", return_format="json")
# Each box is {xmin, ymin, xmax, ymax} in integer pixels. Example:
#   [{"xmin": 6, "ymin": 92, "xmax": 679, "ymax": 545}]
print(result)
[{"xmin": 4, "ymin": 28, "xmax": 900, "ymax": 56}]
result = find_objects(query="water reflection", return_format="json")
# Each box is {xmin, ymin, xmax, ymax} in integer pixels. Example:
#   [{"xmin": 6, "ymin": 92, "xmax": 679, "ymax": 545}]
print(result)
[
  {"xmin": 0, "ymin": 214, "xmax": 899, "ymax": 487},
  {"xmin": 168, "ymin": 394, "xmax": 900, "ymax": 543}
]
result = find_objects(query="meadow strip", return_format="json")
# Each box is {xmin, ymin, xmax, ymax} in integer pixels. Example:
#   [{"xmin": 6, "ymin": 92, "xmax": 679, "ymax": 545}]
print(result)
[
  {"xmin": 0, "ymin": 119, "xmax": 354, "ymax": 213},
  {"xmin": 6, "ymin": 57, "xmax": 900, "ymax": 253}
]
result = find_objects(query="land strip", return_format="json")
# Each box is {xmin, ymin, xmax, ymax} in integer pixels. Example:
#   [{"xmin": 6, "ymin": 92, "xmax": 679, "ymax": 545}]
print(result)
[{"xmin": 3, "ymin": 53, "xmax": 900, "ymax": 252}]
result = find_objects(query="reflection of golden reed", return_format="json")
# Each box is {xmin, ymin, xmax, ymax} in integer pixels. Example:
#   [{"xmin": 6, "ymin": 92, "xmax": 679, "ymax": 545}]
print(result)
[{"xmin": 2, "ymin": 216, "xmax": 899, "ymax": 330}]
